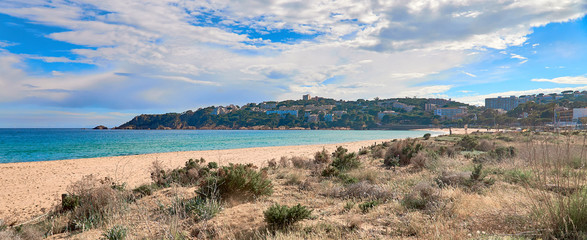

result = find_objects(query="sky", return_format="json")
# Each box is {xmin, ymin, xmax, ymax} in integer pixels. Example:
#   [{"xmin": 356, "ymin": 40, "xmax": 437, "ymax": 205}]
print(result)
[{"xmin": 0, "ymin": 0, "xmax": 586, "ymax": 128}]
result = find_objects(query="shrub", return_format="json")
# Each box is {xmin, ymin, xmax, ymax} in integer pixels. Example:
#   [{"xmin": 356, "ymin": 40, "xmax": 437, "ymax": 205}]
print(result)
[
  {"xmin": 489, "ymin": 146, "xmax": 516, "ymax": 161},
  {"xmin": 291, "ymin": 156, "xmax": 313, "ymax": 169},
  {"xmin": 401, "ymin": 182, "xmax": 439, "ymax": 210},
  {"xmin": 538, "ymin": 189, "xmax": 587, "ymax": 239},
  {"xmin": 423, "ymin": 133, "xmax": 431, "ymax": 140},
  {"xmin": 264, "ymin": 204, "xmax": 312, "ymax": 230},
  {"xmin": 504, "ymin": 169, "xmax": 533, "ymax": 185},
  {"xmin": 358, "ymin": 148, "xmax": 369, "ymax": 155},
  {"xmin": 65, "ymin": 175, "xmax": 126, "ymax": 230},
  {"xmin": 314, "ymin": 148, "xmax": 331, "ymax": 164},
  {"xmin": 102, "ymin": 225, "xmax": 127, "ymax": 240},
  {"xmin": 132, "ymin": 184, "xmax": 155, "ymax": 198},
  {"xmin": 359, "ymin": 200, "xmax": 379, "ymax": 213},
  {"xmin": 151, "ymin": 158, "xmax": 210, "ymax": 187},
  {"xmin": 410, "ymin": 152, "xmax": 429, "ymax": 170},
  {"xmin": 169, "ymin": 197, "xmax": 222, "ymax": 221},
  {"xmin": 267, "ymin": 159, "xmax": 277, "ymax": 169},
  {"xmin": 208, "ymin": 162, "xmax": 218, "ymax": 169},
  {"xmin": 279, "ymin": 156, "xmax": 290, "ymax": 168},
  {"xmin": 458, "ymin": 135, "xmax": 478, "ymax": 151},
  {"xmin": 198, "ymin": 164, "xmax": 273, "ymax": 200},
  {"xmin": 331, "ymin": 146, "xmax": 360, "ymax": 171},
  {"xmin": 384, "ymin": 139, "xmax": 423, "ymax": 166},
  {"xmin": 476, "ymin": 139, "xmax": 494, "ymax": 152}
]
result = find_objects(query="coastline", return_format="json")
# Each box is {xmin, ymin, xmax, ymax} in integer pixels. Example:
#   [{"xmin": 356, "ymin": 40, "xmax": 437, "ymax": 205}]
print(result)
[{"xmin": 0, "ymin": 128, "xmax": 460, "ymax": 224}]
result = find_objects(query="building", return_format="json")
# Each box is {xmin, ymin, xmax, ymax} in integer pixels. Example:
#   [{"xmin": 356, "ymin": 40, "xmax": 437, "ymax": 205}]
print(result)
[
  {"xmin": 266, "ymin": 110, "xmax": 298, "ymax": 118},
  {"xmin": 303, "ymin": 94, "xmax": 311, "ymax": 101},
  {"xmin": 392, "ymin": 102, "xmax": 415, "ymax": 112},
  {"xmin": 574, "ymin": 108, "xmax": 587, "ymax": 122},
  {"xmin": 377, "ymin": 111, "xmax": 398, "ymax": 120},
  {"xmin": 307, "ymin": 114, "xmax": 319, "ymax": 123},
  {"xmin": 485, "ymin": 96, "xmax": 523, "ymax": 111},
  {"xmin": 555, "ymin": 107, "xmax": 574, "ymax": 124},
  {"xmin": 324, "ymin": 114, "xmax": 334, "ymax": 122},
  {"xmin": 260, "ymin": 102, "xmax": 277, "ymax": 109},
  {"xmin": 434, "ymin": 107, "xmax": 467, "ymax": 120},
  {"xmin": 425, "ymin": 103, "xmax": 437, "ymax": 112},
  {"xmin": 305, "ymin": 104, "xmax": 335, "ymax": 111}
]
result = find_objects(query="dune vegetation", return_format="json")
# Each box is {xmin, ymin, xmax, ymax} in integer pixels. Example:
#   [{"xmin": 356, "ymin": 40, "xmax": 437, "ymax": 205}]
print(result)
[{"xmin": 1, "ymin": 130, "xmax": 587, "ymax": 239}]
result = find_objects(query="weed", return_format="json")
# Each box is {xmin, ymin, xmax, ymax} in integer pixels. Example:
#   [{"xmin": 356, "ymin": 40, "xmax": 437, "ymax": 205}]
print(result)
[
  {"xmin": 343, "ymin": 201, "xmax": 355, "ymax": 212},
  {"xmin": 359, "ymin": 200, "xmax": 379, "ymax": 213},
  {"xmin": 423, "ymin": 133, "xmax": 431, "ymax": 140},
  {"xmin": 101, "ymin": 225, "xmax": 127, "ymax": 240}
]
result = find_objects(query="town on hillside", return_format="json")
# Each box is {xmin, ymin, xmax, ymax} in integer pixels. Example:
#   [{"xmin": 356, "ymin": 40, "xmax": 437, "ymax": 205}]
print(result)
[{"xmin": 116, "ymin": 91, "xmax": 587, "ymax": 130}]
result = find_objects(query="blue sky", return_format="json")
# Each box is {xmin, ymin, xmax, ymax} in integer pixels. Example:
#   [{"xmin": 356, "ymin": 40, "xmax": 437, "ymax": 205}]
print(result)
[{"xmin": 0, "ymin": 0, "xmax": 586, "ymax": 127}]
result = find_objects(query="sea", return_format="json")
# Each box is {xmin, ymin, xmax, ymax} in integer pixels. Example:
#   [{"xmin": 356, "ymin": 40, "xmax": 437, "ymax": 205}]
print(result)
[{"xmin": 0, "ymin": 129, "xmax": 440, "ymax": 163}]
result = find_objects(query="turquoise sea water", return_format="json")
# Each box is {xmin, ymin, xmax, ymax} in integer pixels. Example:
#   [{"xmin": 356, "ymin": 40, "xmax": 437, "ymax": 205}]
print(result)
[{"xmin": 0, "ymin": 129, "xmax": 439, "ymax": 163}]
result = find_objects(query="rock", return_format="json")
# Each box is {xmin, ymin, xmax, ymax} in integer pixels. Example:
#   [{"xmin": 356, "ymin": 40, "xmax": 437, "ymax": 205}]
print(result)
[{"xmin": 93, "ymin": 125, "xmax": 108, "ymax": 130}]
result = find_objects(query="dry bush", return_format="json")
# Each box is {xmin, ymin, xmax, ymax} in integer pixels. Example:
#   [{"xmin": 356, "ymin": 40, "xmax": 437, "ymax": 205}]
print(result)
[
  {"xmin": 410, "ymin": 152, "xmax": 429, "ymax": 170},
  {"xmin": 326, "ymin": 181, "xmax": 393, "ymax": 200},
  {"xmin": 267, "ymin": 158, "xmax": 277, "ymax": 169},
  {"xmin": 401, "ymin": 181, "xmax": 440, "ymax": 210},
  {"xmin": 290, "ymin": 156, "xmax": 314, "ymax": 169},
  {"xmin": 476, "ymin": 139, "xmax": 495, "ymax": 152},
  {"xmin": 151, "ymin": 158, "xmax": 210, "ymax": 187},
  {"xmin": 279, "ymin": 156, "xmax": 290, "ymax": 168},
  {"xmin": 65, "ymin": 175, "xmax": 127, "ymax": 230},
  {"xmin": 384, "ymin": 139, "xmax": 423, "ymax": 166},
  {"xmin": 525, "ymin": 132, "xmax": 587, "ymax": 239},
  {"xmin": 314, "ymin": 148, "xmax": 331, "ymax": 164},
  {"xmin": 347, "ymin": 168, "xmax": 379, "ymax": 184},
  {"xmin": 198, "ymin": 163, "xmax": 273, "ymax": 201}
]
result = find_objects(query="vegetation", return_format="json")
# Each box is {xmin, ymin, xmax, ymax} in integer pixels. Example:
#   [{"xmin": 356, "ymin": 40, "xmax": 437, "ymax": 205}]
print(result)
[
  {"xmin": 4, "ymin": 130, "xmax": 587, "ymax": 239},
  {"xmin": 263, "ymin": 204, "xmax": 312, "ymax": 230}
]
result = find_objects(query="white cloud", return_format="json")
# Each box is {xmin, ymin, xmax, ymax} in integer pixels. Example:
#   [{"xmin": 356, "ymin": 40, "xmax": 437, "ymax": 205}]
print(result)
[
  {"xmin": 0, "ymin": 0, "xmax": 584, "ymax": 115},
  {"xmin": 532, "ymin": 75, "xmax": 587, "ymax": 84},
  {"xmin": 510, "ymin": 54, "xmax": 527, "ymax": 60},
  {"xmin": 462, "ymin": 71, "xmax": 477, "ymax": 77}
]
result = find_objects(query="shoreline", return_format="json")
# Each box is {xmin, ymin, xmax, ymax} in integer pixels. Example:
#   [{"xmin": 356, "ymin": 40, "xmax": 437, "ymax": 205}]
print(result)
[{"xmin": 0, "ymin": 128, "xmax": 466, "ymax": 224}]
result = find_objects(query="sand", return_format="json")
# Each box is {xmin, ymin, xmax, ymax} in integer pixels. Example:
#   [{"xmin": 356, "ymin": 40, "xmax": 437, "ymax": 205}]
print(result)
[{"xmin": 0, "ymin": 128, "xmax": 484, "ymax": 224}]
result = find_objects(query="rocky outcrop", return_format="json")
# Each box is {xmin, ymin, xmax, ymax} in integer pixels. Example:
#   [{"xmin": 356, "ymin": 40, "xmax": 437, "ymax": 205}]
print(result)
[{"xmin": 93, "ymin": 125, "xmax": 108, "ymax": 130}]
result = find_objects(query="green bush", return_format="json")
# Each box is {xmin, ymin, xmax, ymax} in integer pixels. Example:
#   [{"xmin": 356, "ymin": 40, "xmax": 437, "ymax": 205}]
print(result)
[
  {"xmin": 208, "ymin": 162, "xmax": 218, "ymax": 169},
  {"xmin": 331, "ymin": 146, "xmax": 360, "ymax": 171},
  {"xmin": 423, "ymin": 133, "xmax": 431, "ymax": 140},
  {"xmin": 359, "ymin": 200, "xmax": 379, "ymax": 213},
  {"xmin": 458, "ymin": 135, "xmax": 478, "ymax": 151},
  {"xmin": 489, "ymin": 146, "xmax": 516, "ymax": 160},
  {"xmin": 264, "ymin": 203, "xmax": 312, "ymax": 229},
  {"xmin": 101, "ymin": 225, "xmax": 127, "ymax": 240},
  {"xmin": 198, "ymin": 164, "xmax": 273, "ymax": 200}
]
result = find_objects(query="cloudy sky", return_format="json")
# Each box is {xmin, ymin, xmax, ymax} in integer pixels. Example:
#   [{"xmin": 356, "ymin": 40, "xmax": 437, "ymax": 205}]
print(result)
[{"xmin": 0, "ymin": 0, "xmax": 586, "ymax": 127}]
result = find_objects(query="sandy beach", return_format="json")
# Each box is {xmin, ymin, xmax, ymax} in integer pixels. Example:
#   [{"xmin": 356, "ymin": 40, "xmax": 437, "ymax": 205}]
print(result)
[{"xmin": 0, "ymin": 128, "xmax": 487, "ymax": 225}]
